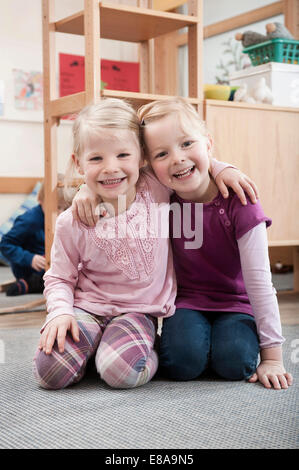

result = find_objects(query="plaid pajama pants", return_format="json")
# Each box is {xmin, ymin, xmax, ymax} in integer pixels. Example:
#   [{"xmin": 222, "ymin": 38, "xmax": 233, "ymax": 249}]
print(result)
[{"xmin": 33, "ymin": 308, "xmax": 158, "ymax": 390}]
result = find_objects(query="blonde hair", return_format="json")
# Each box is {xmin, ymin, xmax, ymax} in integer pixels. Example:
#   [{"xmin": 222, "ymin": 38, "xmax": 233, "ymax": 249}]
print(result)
[
  {"xmin": 137, "ymin": 97, "xmax": 209, "ymax": 155},
  {"xmin": 38, "ymin": 174, "xmax": 73, "ymax": 211},
  {"xmin": 64, "ymin": 98, "xmax": 141, "ymax": 199}
]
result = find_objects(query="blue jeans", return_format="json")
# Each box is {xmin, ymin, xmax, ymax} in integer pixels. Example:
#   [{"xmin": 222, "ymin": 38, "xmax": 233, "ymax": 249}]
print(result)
[{"xmin": 159, "ymin": 308, "xmax": 260, "ymax": 381}]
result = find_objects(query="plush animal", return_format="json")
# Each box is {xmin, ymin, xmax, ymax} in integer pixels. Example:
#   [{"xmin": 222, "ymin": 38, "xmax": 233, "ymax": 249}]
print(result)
[
  {"xmin": 235, "ymin": 31, "xmax": 268, "ymax": 48},
  {"xmin": 266, "ymin": 22, "xmax": 294, "ymax": 40},
  {"xmin": 233, "ymin": 79, "xmax": 274, "ymax": 105},
  {"xmin": 251, "ymin": 78, "xmax": 274, "ymax": 104},
  {"xmin": 233, "ymin": 83, "xmax": 256, "ymax": 103}
]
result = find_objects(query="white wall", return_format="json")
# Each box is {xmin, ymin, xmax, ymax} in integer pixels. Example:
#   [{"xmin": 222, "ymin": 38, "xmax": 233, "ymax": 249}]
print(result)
[
  {"xmin": 203, "ymin": 0, "xmax": 283, "ymax": 84},
  {"xmin": 0, "ymin": 0, "xmax": 138, "ymax": 224}
]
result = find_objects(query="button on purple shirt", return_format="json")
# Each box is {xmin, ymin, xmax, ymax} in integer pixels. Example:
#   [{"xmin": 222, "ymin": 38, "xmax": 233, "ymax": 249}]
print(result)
[{"xmin": 170, "ymin": 190, "xmax": 272, "ymax": 315}]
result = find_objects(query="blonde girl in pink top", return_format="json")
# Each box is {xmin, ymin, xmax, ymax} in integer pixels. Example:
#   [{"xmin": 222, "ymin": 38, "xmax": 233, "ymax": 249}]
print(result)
[{"xmin": 34, "ymin": 98, "xmax": 257, "ymax": 391}]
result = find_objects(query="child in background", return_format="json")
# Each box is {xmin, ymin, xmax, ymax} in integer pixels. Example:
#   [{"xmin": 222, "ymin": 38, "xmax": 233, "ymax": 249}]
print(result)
[
  {"xmin": 34, "ymin": 98, "xmax": 252, "ymax": 391},
  {"xmin": 0, "ymin": 176, "xmax": 70, "ymax": 296},
  {"xmin": 138, "ymin": 98, "xmax": 293, "ymax": 390}
]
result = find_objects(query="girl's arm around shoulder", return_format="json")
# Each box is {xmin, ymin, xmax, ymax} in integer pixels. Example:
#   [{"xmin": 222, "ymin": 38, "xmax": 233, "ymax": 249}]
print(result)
[
  {"xmin": 237, "ymin": 223, "xmax": 293, "ymax": 389},
  {"xmin": 210, "ymin": 158, "xmax": 259, "ymax": 206}
]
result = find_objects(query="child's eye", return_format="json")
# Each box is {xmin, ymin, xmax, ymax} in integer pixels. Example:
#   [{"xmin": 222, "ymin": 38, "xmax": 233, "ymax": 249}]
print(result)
[
  {"xmin": 117, "ymin": 153, "xmax": 130, "ymax": 158},
  {"xmin": 155, "ymin": 151, "xmax": 167, "ymax": 159},
  {"xmin": 182, "ymin": 141, "xmax": 193, "ymax": 148},
  {"xmin": 90, "ymin": 156, "xmax": 102, "ymax": 161}
]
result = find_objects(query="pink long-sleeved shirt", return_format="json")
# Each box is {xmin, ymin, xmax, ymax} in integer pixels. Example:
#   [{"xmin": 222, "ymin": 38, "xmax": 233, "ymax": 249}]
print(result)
[{"xmin": 42, "ymin": 161, "xmax": 230, "ymax": 330}]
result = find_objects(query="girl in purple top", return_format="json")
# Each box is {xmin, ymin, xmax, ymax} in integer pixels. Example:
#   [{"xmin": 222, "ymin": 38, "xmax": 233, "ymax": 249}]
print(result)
[{"xmin": 138, "ymin": 98, "xmax": 293, "ymax": 390}]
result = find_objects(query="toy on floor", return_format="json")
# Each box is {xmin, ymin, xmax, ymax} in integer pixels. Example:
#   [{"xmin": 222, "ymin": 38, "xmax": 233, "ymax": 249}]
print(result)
[
  {"xmin": 266, "ymin": 22, "xmax": 294, "ymax": 40},
  {"xmin": 233, "ymin": 78, "xmax": 274, "ymax": 105},
  {"xmin": 235, "ymin": 31, "xmax": 268, "ymax": 48}
]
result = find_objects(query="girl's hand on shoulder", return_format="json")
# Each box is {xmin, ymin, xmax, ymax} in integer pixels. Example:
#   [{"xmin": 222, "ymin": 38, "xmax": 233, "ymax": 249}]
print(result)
[
  {"xmin": 72, "ymin": 184, "xmax": 100, "ymax": 226},
  {"xmin": 38, "ymin": 315, "xmax": 80, "ymax": 355},
  {"xmin": 248, "ymin": 360, "xmax": 293, "ymax": 390},
  {"xmin": 215, "ymin": 168, "xmax": 259, "ymax": 206}
]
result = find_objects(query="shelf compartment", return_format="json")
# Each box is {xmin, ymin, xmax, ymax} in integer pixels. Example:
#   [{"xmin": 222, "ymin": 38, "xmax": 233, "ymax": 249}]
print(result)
[{"xmin": 54, "ymin": 2, "xmax": 198, "ymax": 42}]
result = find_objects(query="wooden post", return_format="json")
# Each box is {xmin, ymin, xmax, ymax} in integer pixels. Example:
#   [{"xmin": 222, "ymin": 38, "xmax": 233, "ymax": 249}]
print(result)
[
  {"xmin": 84, "ymin": 0, "xmax": 101, "ymax": 104},
  {"xmin": 293, "ymin": 246, "xmax": 299, "ymax": 292},
  {"xmin": 139, "ymin": 0, "xmax": 155, "ymax": 94},
  {"xmin": 42, "ymin": 0, "xmax": 58, "ymax": 269},
  {"xmin": 283, "ymin": 0, "xmax": 299, "ymax": 39},
  {"xmin": 154, "ymin": 31, "xmax": 178, "ymax": 95},
  {"xmin": 188, "ymin": 0, "xmax": 203, "ymax": 115}
]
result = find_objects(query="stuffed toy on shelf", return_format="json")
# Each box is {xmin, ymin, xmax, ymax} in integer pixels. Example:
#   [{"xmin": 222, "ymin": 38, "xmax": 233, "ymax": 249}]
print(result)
[
  {"xmin": 235, "ymin": 31, "xmax": 268, "ymax": 48},
  {"xmin": 251, "ymin": 78, "xmax": 274, "ymax": 104},
  {"xmin": 235, "ymin": 22, "xmax": 294, "ymax": 48},
  {"xmin": 266, "ymin": 22, "xmax": 294, "ymax": 40},
  {"xmin": 233, "ymin": 78, "xmax": 274, "ymax": 105},
  {"xmin": 233, "ymin": 83, "xmax": 256, "ymax": 103}
]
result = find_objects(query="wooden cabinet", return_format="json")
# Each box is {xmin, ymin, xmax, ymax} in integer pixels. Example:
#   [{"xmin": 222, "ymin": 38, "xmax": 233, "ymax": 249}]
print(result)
[{"xmin": 205, "ymin": 99, "xmax": 299, "ymax": 290}]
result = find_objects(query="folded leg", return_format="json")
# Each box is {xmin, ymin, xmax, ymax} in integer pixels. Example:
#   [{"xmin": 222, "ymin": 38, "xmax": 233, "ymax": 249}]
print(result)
[
  {"xmin": 96, "ymin": 313, "xmax": 158, "ymax": 389},
  {"xmin": 33, "ymin": 309, "xmax": 105, "ymax": 389}
]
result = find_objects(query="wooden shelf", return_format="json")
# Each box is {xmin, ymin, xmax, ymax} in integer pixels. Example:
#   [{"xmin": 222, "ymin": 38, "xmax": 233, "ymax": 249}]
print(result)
[
  {"xmin": 50, "ymin": 90, "xmax": 200, "ymax": 117},
  {"xmin": 50, "ymin": 92, "xmax": 86, "ymax": 117},
  {"xmin": 102, "ymin": 89, "xmax": 200, "ymax": 107},
  {"xmin": 204, "ymin": 99, "xmax": 299, "ymax": 113},
  {"xmin": 54, "ymin": 2, "xmax": 198, "ymax": 42}
]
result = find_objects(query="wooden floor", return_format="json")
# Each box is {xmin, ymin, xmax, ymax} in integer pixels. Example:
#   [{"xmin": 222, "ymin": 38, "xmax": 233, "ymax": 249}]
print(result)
[{"xmin": 0, "ymin": 292, "xmax": 298, "ymax": 329}]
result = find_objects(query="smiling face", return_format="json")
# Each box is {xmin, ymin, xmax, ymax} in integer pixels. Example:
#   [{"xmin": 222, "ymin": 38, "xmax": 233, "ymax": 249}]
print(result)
[
  {"xmin": 75, "ymin": 128, "xmax": 143, "ymax": 210},
  {"xmin": 144, "ymin": 113, "xmax": 215, "ymax": 202}
]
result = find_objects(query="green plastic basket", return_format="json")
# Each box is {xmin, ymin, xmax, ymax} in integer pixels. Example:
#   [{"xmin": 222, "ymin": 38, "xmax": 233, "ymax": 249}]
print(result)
[{"xmin": 243, "ymin": 38, "xmax": 299, "ymax": 66}]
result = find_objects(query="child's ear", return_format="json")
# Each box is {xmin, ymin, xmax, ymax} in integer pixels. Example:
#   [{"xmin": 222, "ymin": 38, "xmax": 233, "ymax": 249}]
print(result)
[
  {"xmin": 139, "ymin": 150, "xmax": 146, "ymax": 168},
  {"xmin": 206, "ymin": 133, "xmax": 213, "ymax": 156},
  {"xmin": 72, "ymin": 153, "xmax": 84, "ymax": 175}
]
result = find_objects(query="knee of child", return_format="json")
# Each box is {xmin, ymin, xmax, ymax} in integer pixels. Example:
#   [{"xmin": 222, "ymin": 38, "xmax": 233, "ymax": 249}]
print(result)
[
  {"xmin": 159, "ymin": 338, "xmax": 209, "ymax": 380},
  {"xmin": 96, "ymin": 349, "xmax": 158, "ymax": 389},
  {"xmin": 211, "ymin": 339, "xmax": 258, "ymax": 380},
  {"xmin": 160, "ymin": 356, "xmax": 208, "ymax": 381},
  {"xmin": 33, "ymin": 348, "xmax": 81, "ymax": 390}
]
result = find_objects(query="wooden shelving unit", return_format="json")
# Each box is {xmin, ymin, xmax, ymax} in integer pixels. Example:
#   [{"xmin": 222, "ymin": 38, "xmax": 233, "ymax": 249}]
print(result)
[
  {"xmin": 42, "ymin": 0, "xmax": 203, "ymax": 267},
  {"xmin": 54, "ymin": 3, "xmax": 198, "ymax": 41}
]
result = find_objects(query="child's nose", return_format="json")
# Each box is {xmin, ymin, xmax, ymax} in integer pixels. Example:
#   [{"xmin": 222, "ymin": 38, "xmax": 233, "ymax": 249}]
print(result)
[
  {"xmin": 103, "ymin": 162, "xmax": 120, "ymax": 173},
  {"xmin": 172, "ymin": 149, "xmax": 185, "ymax": 164}
]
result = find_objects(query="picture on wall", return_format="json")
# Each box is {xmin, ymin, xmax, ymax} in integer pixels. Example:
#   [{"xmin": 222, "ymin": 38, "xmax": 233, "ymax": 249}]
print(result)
[{"xmin": 13, "ymin": 69, "xmax": 43, "ymax": 111}]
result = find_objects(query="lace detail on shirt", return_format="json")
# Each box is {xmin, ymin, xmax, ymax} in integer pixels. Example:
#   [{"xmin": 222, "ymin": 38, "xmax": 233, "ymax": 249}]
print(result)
[{"xmin": 90, "ymin": 175, "xmax": 158, "ymax": 280}]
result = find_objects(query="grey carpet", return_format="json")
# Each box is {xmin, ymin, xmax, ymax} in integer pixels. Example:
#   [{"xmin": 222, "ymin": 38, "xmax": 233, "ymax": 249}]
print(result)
[{"xmin": 0, "ymin": 326, "xmax": 298, "ymax": 450}]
